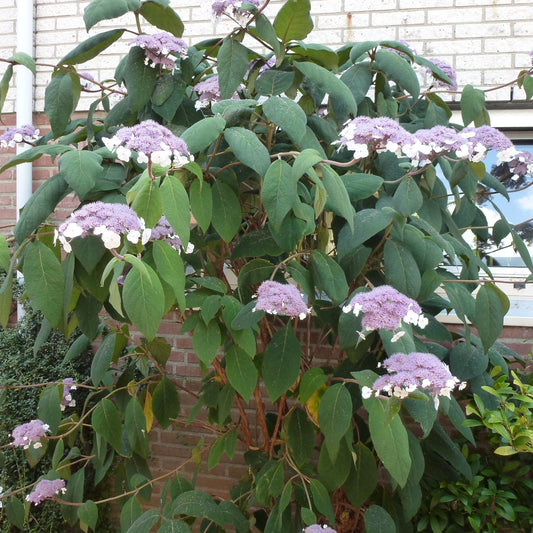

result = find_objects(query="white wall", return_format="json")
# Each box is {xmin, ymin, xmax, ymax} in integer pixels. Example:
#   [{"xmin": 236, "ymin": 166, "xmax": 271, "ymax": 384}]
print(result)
[{"xmin": 1, "ymin": 0, "xmax": 531, "ymax": 113}]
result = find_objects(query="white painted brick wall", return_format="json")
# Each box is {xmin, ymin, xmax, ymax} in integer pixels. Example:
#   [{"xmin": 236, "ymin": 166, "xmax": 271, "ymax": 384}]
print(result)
[{"xmin": 0, "ymin": 0, "xmax": 532, "ymax": 113}]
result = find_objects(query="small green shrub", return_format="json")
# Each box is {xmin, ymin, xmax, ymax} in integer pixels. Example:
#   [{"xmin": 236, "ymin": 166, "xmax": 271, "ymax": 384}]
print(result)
[
  {"xmin": 416, "ymin": 447, "xmax": 533, "ymax": 533},
  {"xmin": 0, "ymin": 306, "xmax": 113, "ymax": 532}
]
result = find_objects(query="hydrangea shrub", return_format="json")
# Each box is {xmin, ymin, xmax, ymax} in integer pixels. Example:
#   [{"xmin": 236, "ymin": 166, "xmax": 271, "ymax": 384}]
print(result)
[{"xmin": 0, "ymin": 0, "xmax": 533, "ymax": 531}]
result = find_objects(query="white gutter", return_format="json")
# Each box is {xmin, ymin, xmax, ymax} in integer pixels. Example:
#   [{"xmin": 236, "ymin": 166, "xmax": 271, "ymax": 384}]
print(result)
[{"xmin": 16, "ymin": 0, "xmax": 36, "ymax": 318}]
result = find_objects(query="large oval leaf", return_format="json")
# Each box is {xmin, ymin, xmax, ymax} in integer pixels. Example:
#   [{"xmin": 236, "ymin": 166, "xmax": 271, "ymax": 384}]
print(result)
[
  {"xmin": 224, "ymin": 127, "xmax": 270, "ymax": 177},
  {"xmin": 211, "ymin": 181, "xmax": 241, "ymax": 242},
  {"xmin": 218, "ymin": 37, "xmax": 250, "ymax": 100},
  {"xmin": 262, "ymin": 96, "xmax": 307, "ymax": 143},
  {"xmin": 181, "ymin": 116, "xmax": 226, "ymax": 154}
]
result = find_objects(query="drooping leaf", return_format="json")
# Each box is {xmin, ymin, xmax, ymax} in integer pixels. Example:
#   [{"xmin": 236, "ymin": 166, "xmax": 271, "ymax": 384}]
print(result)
[
  {"xmin": 44, "ymin": 72, "xmax": 80, "ymax": 137},
  {"xmin": 59, "ymin": 29, "xmax": 124, "ymax": 65},
  {"xmin": 263, "ymin": 96, "xmax": 307, "ymax": 143},
  {"xmin": 344, "ymin": 442, "xmax": 377, "ymax": 508},
  {"xmin": 373, "ymin": 49, "xmax": 419, "ymax": 98},
  {"xmin": 320, "ymin": 164, "xmax": 354, "ymax": 228},
  {"xmin": 23, "ymin": 240, "xmax": 65, "ymax": 327},
  {"xmin": 160, "ymin": 174, "xmax": 190, "ymax": 247},
  {"xmin": 461, "ymin": 84, "xmax": 487, "ymax": 126},
  {"xmin": 255, "ymin": 69, "xmax": 295, "ymax": 96},
  {"xmin": 310, "ymin": 250, "xmax": 349, "ymax": 304},
  {"xmin": 211, "ymin": 181, "xmax": 241, "ymax": 242},
  {"xmin": 364, "ymin": 505, "xmax": 396, "ymax": 533},
  {"xmin": 181, "ymin": 116, "xmax": 226, "ymax": 154},
  {"xmin": 383, "ymin": 239, "xmax": 421, "ymax": 299},
  {"xmin": 286, "ymin": 408, "xmax": 315, "ymax": 467},
  {"xmin": 78, "ymin": 500, "xmax": 98, "ymax": 532},
  {"xmin": 262, "ymin": 323, "xmax": 301, "ymax": 402},
  {"xmin": 261, "ymin": 159, "xmax": 297, "ymax": 233},
  {"xmin": 193, "ymin": 319, "xmax": 221, "ymax": 366},
  {"xmin": 365, "ymin": 396, "xmax": 411, "ymax": 487},
  {"xmin": 318, "ymin": 384, "xmax": 352, "ymax": 462},
  {"xmin": 91, "ymin": 332, "xmax": 116, "ymax": 386},
  {"xmin": 474, "ymin": 284, "xmax": 504, "ymax": 353},
  {"xmin": 125, "ymin": 509, "xmax": 161, "ymax": 533},
  {"xmin": 92, "ymin": 398, "xmax": 122, "ymax": 453},
  {"xmin": 225, "ymin": 345, "xmax": 257, "ymax": 402},
  {"xmin": 58, "ymin": 150, "xmax": 104, "ymax": 200},
  {"xmin": 38, "ymin": 386, "xmax": 62, "ymax": 434},
  {"xmin": 189, "ymin": 179, "xmax": 212, "ymax": 232},
  {"xmin": 224, "ymin": 127, "xmax": 270, "ymax": 177},
  {"xmin": 122, "ymin": 262, "xmax": 165, "ymax": 341},
  {"xmin": 124, "ymin": 46, "xmax": 158, "ymax": 112},
  {"xmin": 217, "ymin": 37, "xmax": 250, "ymax": 100},
  {"xmin": 152, "ymin": 240, "xmax": 186, "ymax": 312}
]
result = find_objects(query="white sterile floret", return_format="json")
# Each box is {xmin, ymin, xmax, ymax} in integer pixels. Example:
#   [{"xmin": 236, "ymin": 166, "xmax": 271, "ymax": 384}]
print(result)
[
  {"xmin": 116, "ymin": 145, "xmax": 132, "ymax": 162},
  {"xmin": 62, "ymin": 222, "xmax": 83, "ymax": 239},
  {"xmin": 361, "ymin": 386, "xmax": 373, "ymax": 399}
]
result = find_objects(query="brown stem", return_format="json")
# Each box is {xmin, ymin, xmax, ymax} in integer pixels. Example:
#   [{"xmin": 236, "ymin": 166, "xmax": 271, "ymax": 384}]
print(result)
[
  {"xmin": 254, "ymin": 385, "xmax": 270, "ymax": 453},
  {"xmin": 269, "ymin": 393, "xmax": 286, "ymax": 459}
]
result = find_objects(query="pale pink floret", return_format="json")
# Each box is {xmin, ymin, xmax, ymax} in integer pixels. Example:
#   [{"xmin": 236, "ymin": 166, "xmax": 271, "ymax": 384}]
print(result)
[
  {"xmin": 11, "ymin": 419, "xmax": 50, "ymax": 449},
  {"xmin": 26, "ymin": 479, "xmax": 66, "ymax": 505},
  {"xmin": 130, "ymin": 32, "xmax": 188, "ymax": 70},
  {"xmin": 253, "ymin": 280, "xmax": 311, "ymax": 320},
  {"xmin": 304, "ymin": 525, "xmax": 337, "ymax": 533}
]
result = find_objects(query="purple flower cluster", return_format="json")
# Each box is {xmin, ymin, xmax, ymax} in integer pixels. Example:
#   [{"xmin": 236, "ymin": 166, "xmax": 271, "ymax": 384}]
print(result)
[
  {"xmin": 212, "ymin": 0, "xmax": 261, "ymax": 23},
  {"xmin": 425, "ymin": 58, "xmax": 458, "ymax": 90},
  {"xmin": 253, "ymin": 280, "xmax": 311, "ymax": 320},
  {"xmin": 55, "ymin": 201, "xmax": 149, "ymax": 253},
  {"xmin": 103, "ymin": 120, "xmax": 191, "ymax": 167},
  {"xmin": 11, "ymin": 420, "xmax": 49, "ymax": 449},
  {"xmin": 0, "ymin": 124, "xmax": 40, "ymax": 148},
  {"xmin": 150, "ymin": 216, "xmax": 194, "ymax": 253},
  {"xmin": 303, "ymin": 526, "xmax": 337, "ymax": 533},
  {"xmin": 130, "ymin": 32, "xmax": 188, "ymax": 70},
  {"xmin": 194, "ymin": 76, "xmax": 222, "ymax": 109},
  {"xmin": 79, "ymin": 72, "xmax": 96, "ymax": 91},
  {"xmin": 362, "ymin": 352, "xmax": 466, "ymax": 405},
  {"xmin": 343, "ymin": 285, "xmax": 428, "ymax": 333},
  {"xmin": 60, "ymin": 378, "xmax": 76, "ymax": 411},
  {"xmin": 26, "ymin": 479, "xmax": 66, "ymax": 505},
  {"xmin": 336, "ymin": 118, "xmax": 529, "ymax": 173}
]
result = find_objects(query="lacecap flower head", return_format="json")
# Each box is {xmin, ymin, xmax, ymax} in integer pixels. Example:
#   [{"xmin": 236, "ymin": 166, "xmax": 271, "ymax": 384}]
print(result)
[
  {"xmin": 103, "ymin": 120, "xmax": 191, "ymax": 167},
  {"xmin": 212, "ymin": 0, "xmax": 261, "ymax": 24},
  {"xmin": 303, "ymin": 525, "xmax": 337, "ymax": 533},
  {"xmin": 11, "ymin": 419, "xmax": 50, "ymax": 449},
  {"xmin": 60, "ymin": 378, "xmax": 77, "ymax": 411},
  {"xmin": 362, "ymin": 352, "xmax": 466, "ymax": 407},
  {"xmin": 194, "ymin": 75, "xmax": 222, "ymax": 109},
  {"xmin": 150, "ymin": 216, "xmax": 195, "ymax": 253},
  {"xmin": 425, "ymin": 58, "xmax": 458, "ymax": 90},
  {"xmin": 342, "ymin": 285, "xmax": 428, "ymax": 332},
  {"xmin": 130, "ymin": 31, "xmax": 188, "ymax": 70},
  {"xmin": 253, "ymin": 280, "xmax": 311, "ymax": 320},
  {"xmin": 55, "ymin": 201, "xmax": 150, "ymax": 253},
  {"xmin": 0, "ymin": 124, "xmax": 40, "ymax": 148},
  {"xmin": 26, "ymin": 479, "xmax": 66, "ymax": 505}
]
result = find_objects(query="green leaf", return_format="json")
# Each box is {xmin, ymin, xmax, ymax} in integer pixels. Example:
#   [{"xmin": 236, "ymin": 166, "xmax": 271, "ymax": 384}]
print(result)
[
  {"xmin": 320, "ymin": 164, "xmax": 354, "ymax": 228},
  {"xmin": 365, "ymin": 396, "xmax": 411, "ymax": 487},
  {"xmin": 256, "ymin": 462, "xmax": 285, "ymax": 506},
  {"xmin": 58, "ymin": 150, "xmax": 104, "ymax": 200},
  {"xmin": 157, "ymin": 520, "xmax": 192, "ymax": 532},
  {"xmin": 474, "ymin": 284, "xmax": 504, "ymax": 353},
  {"xmin": 92, "ymin": 398, "xmax": 122, "ymax": 453},
  {"xmin": 23, "ymin": 240, "xmax": 65, "ymax": 327},
  {"xmin": 318, "ymin": 384, "xmax": 352, "ymax": 462},
  {"xmin": 59, "ymin": 29, "xmax": 124, "ymax": 65},
  {"xmin": 211, "ymin": 181, "xmax": 241, "ymax": 242},
  {"xmin": 121, "ymin": 498, "xmax": 144, "ymax": 532},
  {"xmin": 383, "ymin": 239, "xmax": 421, "ymax": 299},
  {"xmin": 153, "ymin": 240, "xmax": 186, "ymax": 312},
  {"xmin": 344, "ymin": 442, "xmax": 377, "ymax": 508},
  {"xmin": 189, "ymin": 179, "xmax": 212, "ymax": 232},
  {"xmin": 310, "ymin": 250, "xmax": 348, "ymax": 303},
  {"xmin": 14, "ymin": 173, "xmax": 69, "ymax": 243},
  {"xmin": 232, "ymin": 228, "xmax": 283, "ymax": 259},
  {"xmin": 364, "ymin": 505, "xmax": 396, "ymax": 533},
  {"xmin": 255, "ymin": 69, "xmax": 295, "ymax": 96},
  {"xmin": 161, "ymin": 175, "xmax": 190, "ymax": 247},
  {"xmin": 152, "ymin": 376, "xmax": 180, "ymax": 429},
  {"xmin": 139, "ymin": 1, "xmax": 184, "ymax": 37},
  {"xmin": 181, "ymin": 116, "xmax": 226, "ymax": 154},
  {"xmin": 310, "ymin": 479, "xmax": 335, "ymax": 525},
  {"xmin": 461, "ymin": 84, "xmax": 487, "ymax": 126},
  {"xmin": 62, "ymin": 469, "xmax": 85, "ymax": 525},
  {"xmin": 7, "ymin": 51, "xmax": 36, "ymax": 74},
  {"xmin": 294, "ymin": 61, "xmax": 357, "ymax": 116},
  {"xmin": 45, "ymin": 72, "xmax": 80, "ymax": 137},
  {"xmin": 218, "ymin": 37, "xmax": 250, "ymax": 100},
  {"xmin": 172, "ymin": 491, "xmax": 222, "ymax": 523},
  {"xmin": 4, "ymin": 497, "xmax": 25, "ymax": 530},
  {"xmin": 273, "ymin": 0, "xmax": 313, "ymax": 42},
  {"xmin": 261, "ymin": 159, "xmax": 297, "ymax": 233},
  {"xmin": 38, "ymin": 386, "xmax": 61, "ymax": 433},
  {"xmin": 0, "ymin": 144, "xmax": 72, "ymax": 174},
  {"xmin": 286, "ymin": 408, "xmax": 315, "ymax": 467},
  {"xmin": 449, "ymin": 343, "xmax": 488, "ymax": 381},
  {"xmin": 231, "ymin": 300, "xmax": 264, "ymax": 329},
  {"xmin": 0, "ymin": 64, "xmax": 13, "ymax": 118},
  {"xmin": 318, "ymin": 436, "xmax": 352, "ymax": 492},
  {"xmin": 225, "ymin": 345, "xmax": 257, "ymax": 402},
  {"xmin": 125, "ymin": 397, "xmax": 149, "ymax": 457},
  {"xmin": 193, "ymin": 319, "xmax": 221, "ymax": 366},
  {"xmin": 133, "ymin": 178, "xmax": 163, "ymax": 228},
  {"xmin": 123, "ymin": 262, "xmax": 165, "ymax": 341},
  {"xmin": 0, "ymin": 274, "xmax": 13, "ymax": 328},
  {"xmin": 349, "ymin": 209, "xmax": 393, "ymax": 249},
  {"xmin": 91, "ymin": 333, "xmax": 116, "ymax": 386},
  {"xmin": 78, "ymin": 500, "xmax": 98, "ymax": 532},
  {"xmin": 0, "ymin": 234, "xmax": 10, "ymax": 272},
  {"xmin": 84, "ymin": 0, "xmax": 141, "ymax": 31},
  {"xmin": 263, "ymin": 323, "xmax": 301, "ymax": 402},
  {"xmin": 125, "ymin": 509, "xmax": 161, "ymax": 533},
  {"xmin": 263, "ymin": 96, "xmax": 307, "ymax": 143},
  {"xmin": 255, "ymin": 15, "xmax": 281, "ymax": 57},
  {"xmin": 124, "ymin": 46, "xmax": 158, "ymax": 111},
  {"xmin": 224, "ymin": 127, "xmax": 270, "ymax": 177},
  {"xmin": 299, "ymin": 367, "xmax": 327, "ymax": 404},
  {"xmin": 393, "ymin": 177, "xmax": 423, "ymax": 215},
  {"xmin": 373, "ymin": 49, "xmax": 419, "ymax": 98}
]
